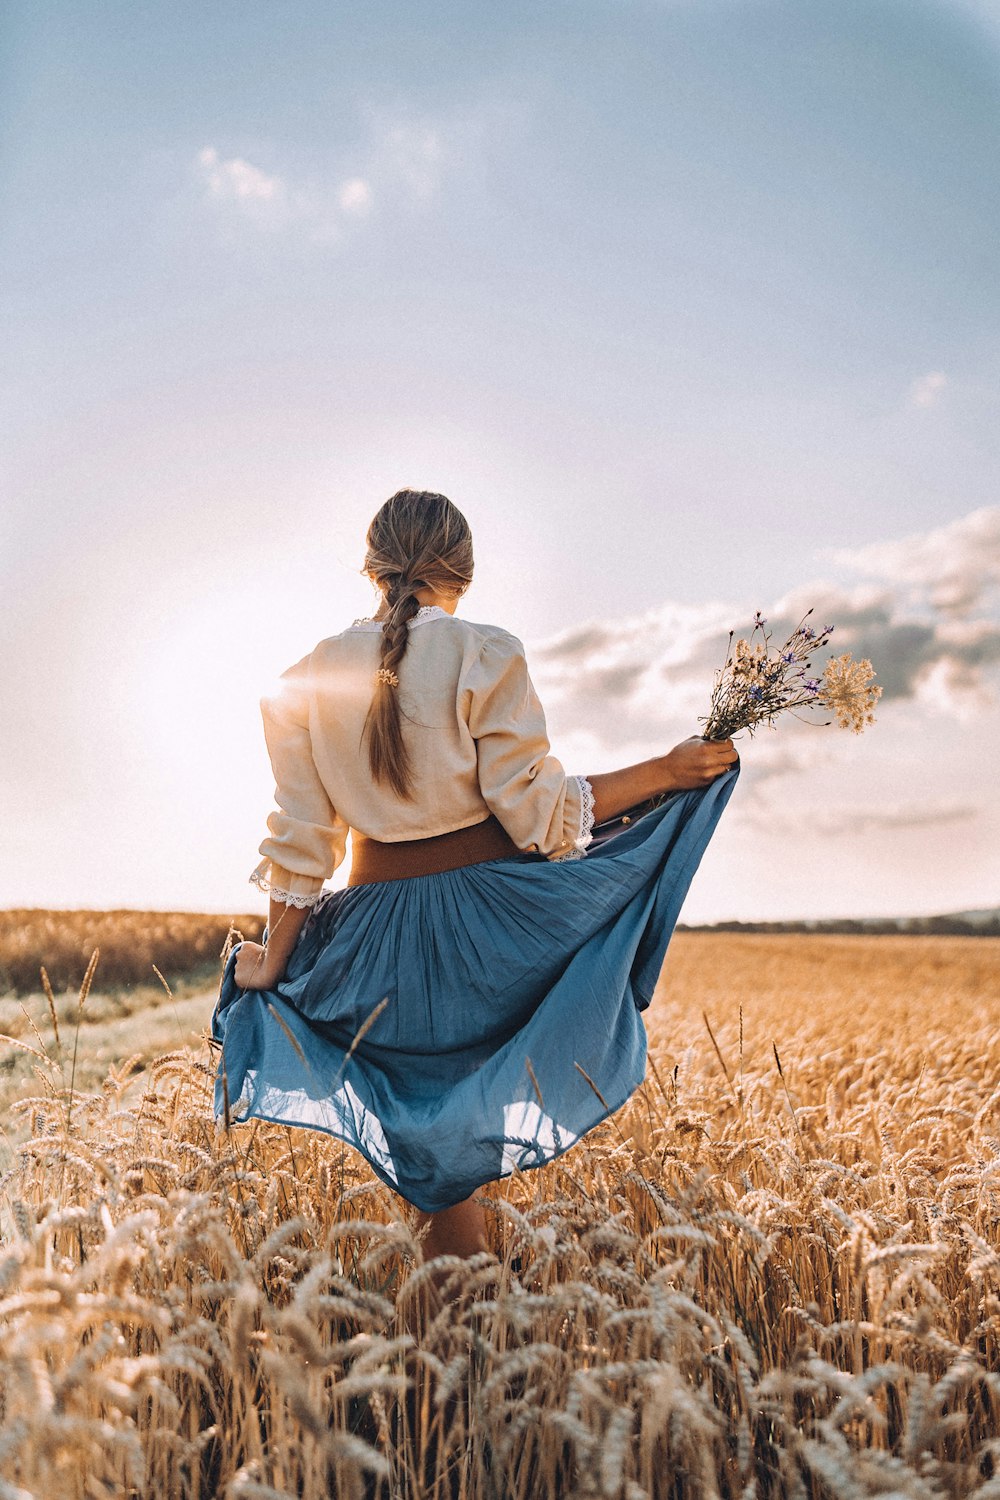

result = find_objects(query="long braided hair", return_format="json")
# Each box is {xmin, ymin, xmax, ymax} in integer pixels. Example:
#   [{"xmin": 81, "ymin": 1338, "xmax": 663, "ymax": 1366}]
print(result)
[{"xmin": 363, "ymin": 489, "xmax": 474, "ymax": 799}]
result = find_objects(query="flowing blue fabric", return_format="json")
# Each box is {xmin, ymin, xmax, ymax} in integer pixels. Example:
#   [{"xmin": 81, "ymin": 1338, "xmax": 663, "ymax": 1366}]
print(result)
[{"xmin": 211, "ymin": 767, "xmax": 738, "ymax": 1212}]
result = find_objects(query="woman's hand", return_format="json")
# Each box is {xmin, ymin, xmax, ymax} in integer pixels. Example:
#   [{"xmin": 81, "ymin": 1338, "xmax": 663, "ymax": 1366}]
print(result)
[
  {"xmin": 587, "ymin": 737, "xmax": 738, "ymax": 823},
  {"xmin": 663, "ymin": 736, "xmax": 739, "ymax": 790},
  {"xmin": 231, "ymin": 900, "xmax": 310, "ymax": 993},
  {"xmin": 233, "ymin": 941, "xmax": 282, "ymax": 991}
]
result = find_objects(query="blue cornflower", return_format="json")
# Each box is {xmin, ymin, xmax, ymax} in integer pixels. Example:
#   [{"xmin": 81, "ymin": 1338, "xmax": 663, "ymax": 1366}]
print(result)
[
  {"xmin": 782, "ymin": 651, "xmax": 795, "ymax": 663},
  {"xmin": 804, "ymin": 678, "xmax": 820, "ymax": 693},
  {"xmin": 748, "ymin": 685, "xmax": 764, "ymax": 701}
]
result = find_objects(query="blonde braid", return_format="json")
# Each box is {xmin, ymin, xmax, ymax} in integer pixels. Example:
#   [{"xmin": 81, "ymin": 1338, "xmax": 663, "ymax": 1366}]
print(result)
[
  {"xmin": 367, "ymin": 588, "xmax": 420, "ymax": 796},
  {"xmin": 362, "ymin": 490, "xmax": 474, "ymax": 799}
]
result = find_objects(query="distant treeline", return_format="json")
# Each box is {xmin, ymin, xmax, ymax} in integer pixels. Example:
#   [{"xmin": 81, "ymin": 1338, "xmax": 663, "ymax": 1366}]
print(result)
[
  {"xmin": 679, "ymin": 916, "xmax": 1000, "ymax": 938},
  {"xmin": 0, "ymin": 909, "xmax": 267, "ymax": 996}
]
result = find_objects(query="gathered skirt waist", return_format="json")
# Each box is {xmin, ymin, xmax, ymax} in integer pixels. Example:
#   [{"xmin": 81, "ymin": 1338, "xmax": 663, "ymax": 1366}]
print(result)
[{"xmin": 347, "ymin": 815, "xmax": 522, "ymax": 885}]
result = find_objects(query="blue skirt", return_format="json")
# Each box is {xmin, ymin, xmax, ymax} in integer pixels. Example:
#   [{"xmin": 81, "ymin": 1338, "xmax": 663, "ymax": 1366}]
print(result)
[{"xmin": 211, "ymin": 768, "xmax": 738, "ymax": 1212}]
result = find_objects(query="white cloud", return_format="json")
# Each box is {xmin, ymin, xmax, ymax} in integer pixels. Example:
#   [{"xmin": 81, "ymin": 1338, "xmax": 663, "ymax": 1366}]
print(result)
[
  {"xmin": 197, "ymin": 146, "xmax": 283, "ymax": 204},
  {"xmin": 737, "ymin": 791, "xmax": 977, "ymax": 840},
  {"xmin": 195, "ymin": 113, "xmax": 446, "ymax": 245},
  {"xmin": 527, "ymin": 507, "xmax": 1000, "ymax": 922},
  {"xmin": 530, "ymin": 600, "xmax": 733, "ymax": 751},
  {"xmin": 338, "ymin": 177, "xmax": 373, "ymax": 216},
  {"xmin": 910, "ymin": 370, "xmax": 947, "ymax": 407},
  {"xmin": 831, "ymin": 506, "xmax": 1000, "ymax": 617},
  {"xmin": 529, "ymin": 506, "xmax": 1000, "ymax": 760}
]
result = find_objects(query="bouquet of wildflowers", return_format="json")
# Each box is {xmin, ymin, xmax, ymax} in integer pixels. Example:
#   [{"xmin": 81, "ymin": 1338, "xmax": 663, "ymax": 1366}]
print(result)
[{"xmin": 701, "ymin": 610, "xmax": 882, "ymax": 742}]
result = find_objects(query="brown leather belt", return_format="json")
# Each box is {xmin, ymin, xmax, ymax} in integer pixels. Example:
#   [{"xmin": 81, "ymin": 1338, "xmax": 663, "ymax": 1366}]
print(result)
[{"xmin": 347, "ymin": 815, "xmax": 523, "ymax": 886}]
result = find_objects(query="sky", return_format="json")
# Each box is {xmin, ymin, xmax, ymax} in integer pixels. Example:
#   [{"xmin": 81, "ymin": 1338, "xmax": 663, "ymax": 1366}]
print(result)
[{"xmin": 2, "ymin": 0, "xmax": 999, "ymax": 923}]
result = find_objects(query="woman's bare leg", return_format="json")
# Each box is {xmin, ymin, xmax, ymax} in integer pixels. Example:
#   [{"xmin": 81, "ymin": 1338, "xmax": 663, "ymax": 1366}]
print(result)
[
  {"xmin": 396, "ymin": 1194, "xmax": 489, "ymax": 1338},
  {"xmin": 394, "ymin": 1195, "xmax": 489, "ymax": 1468},
  {"xmin": 414, "ymin": 1193, "xmax": 489, "ymax": 1261}
]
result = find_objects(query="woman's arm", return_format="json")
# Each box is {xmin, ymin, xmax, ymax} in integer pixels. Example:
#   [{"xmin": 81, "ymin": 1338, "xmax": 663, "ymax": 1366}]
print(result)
[
  {"xmin": 468, "ymin": 632, "xmax": 739, "ymax": 855},
  {"xmin": 234, "ymin": 896, "xmax": 311, "ymax": 990},
  {"xmin": 234, "ymin": 651, "xmax": 348, "ymax": 991},
  {"xmin": 256, "ymin": 654, "xmax": 349, "ymax": 892},
  {"xmin": 587, "ymin": 736, "xmax": 738, "ymax": 823},
  {"xmin": 467, "ymin": 633, "xmax": 592, "ymax": 857}
]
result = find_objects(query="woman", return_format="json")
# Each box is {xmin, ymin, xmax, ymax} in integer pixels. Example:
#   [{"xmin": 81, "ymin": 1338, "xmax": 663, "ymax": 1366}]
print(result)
[{"xmin": 212, "ymin": 490, "xmax": 738, "ymax": 1260}]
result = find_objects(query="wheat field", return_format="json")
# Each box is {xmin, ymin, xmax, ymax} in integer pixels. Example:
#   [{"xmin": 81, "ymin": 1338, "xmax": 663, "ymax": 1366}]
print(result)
[
  {"xmin": 0, "ymin": 930, "xmax": 998, "ymax": 1498},
  {"xmin": 0, "ymin": 909, "xmax": 266, "ymax": 996}
]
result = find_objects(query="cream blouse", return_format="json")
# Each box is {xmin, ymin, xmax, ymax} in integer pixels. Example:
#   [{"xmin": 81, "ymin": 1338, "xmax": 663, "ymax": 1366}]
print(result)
[{"xmin": 250, "ymin": 605, "xmax": 596, "ymax": 906}]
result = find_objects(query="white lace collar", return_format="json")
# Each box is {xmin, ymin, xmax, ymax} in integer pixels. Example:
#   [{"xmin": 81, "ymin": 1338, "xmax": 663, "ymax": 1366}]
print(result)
[{"xmin": 348, "ymin": 604, "xmax": 451, "ymax": 632}]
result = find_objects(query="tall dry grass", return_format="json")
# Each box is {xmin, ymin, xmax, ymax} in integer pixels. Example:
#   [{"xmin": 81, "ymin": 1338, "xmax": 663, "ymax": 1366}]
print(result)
[
  {"xmin": 0, "ymin": 910, "xmax": 265, "ymax": 996},
  {"xmin": 0, "ymin": 932, "xmax": 998, "ymax": 1497}
]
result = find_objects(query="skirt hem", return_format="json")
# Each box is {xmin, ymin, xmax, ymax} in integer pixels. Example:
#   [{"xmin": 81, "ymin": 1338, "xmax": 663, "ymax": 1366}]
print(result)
[{"xmin": 211, "ymin": 1078, "xmax": 639, "ymax": 1216}]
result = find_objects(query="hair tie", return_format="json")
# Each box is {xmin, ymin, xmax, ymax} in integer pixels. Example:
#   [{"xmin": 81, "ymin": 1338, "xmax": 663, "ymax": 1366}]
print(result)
[{"xmin": 375, "ymin": 667, "xmax": 399, "ymax": 688}]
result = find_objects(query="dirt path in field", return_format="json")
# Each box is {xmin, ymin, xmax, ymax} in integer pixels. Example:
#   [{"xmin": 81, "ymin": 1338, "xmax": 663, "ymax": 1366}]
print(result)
[{"xmin": 61, "ymin": 988, "xmax": 219, "ymax": 1070}]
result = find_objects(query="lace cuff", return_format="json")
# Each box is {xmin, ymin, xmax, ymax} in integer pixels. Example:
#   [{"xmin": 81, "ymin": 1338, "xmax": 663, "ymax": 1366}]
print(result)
[
  {"xmin": 573, "ymin": 774, "xmax": 596, "ymax": 851},
  {"xmin": 549, "ymin": 775, "xmax": 596, "ymax": 862},
  {"xmin": 249, "ymin": 858, "xmax": 325, "ymax": 908}
]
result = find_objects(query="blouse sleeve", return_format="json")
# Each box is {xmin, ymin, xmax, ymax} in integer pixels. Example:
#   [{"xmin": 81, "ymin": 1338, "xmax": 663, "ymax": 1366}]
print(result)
[
  {"xmin": 250, "ymin": 652, "xmax": 349, "ymax": 907},
  {"xmin": 464, "ymin": 632, "xmax": 595, "ymax": 860}
]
